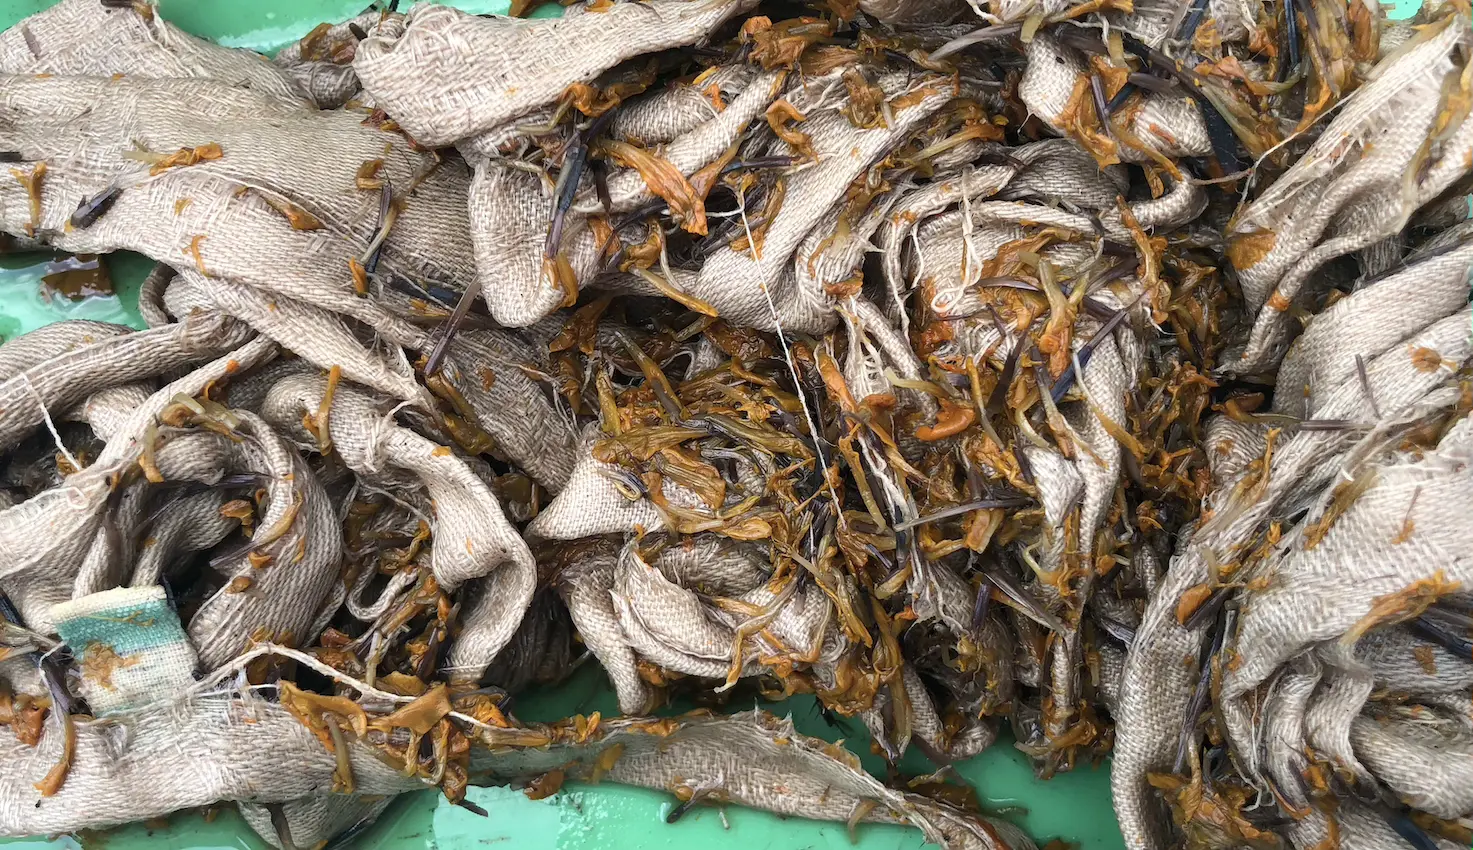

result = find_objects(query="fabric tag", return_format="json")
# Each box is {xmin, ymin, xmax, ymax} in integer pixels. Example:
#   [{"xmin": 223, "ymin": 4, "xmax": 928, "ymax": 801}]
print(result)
[{"xmin": 52, "ymin": 585, "xmax": 197, "ymax": 716}]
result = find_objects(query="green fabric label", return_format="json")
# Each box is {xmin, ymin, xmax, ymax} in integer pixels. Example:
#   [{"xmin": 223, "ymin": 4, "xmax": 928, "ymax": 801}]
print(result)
[{"xmin": 55, "ymin": 596, "xmax": 187, "ymax": 656}]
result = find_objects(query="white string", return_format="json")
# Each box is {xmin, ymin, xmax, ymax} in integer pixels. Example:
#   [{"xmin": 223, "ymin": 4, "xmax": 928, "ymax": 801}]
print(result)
[
  {"xmin": 23, "ymin": 373, "xmax": 79, "ymax": 471},
  {"xmin": 755, "ymin": 280, "xmax": 846, "ymax": 529},
  {"xmin": 37, "ymin": 640, "xmax": 68, "ymax": 666},
  {"xmin": 735, "ymin": 183, "xmax": 759, "ymax": 261},
  {"xmin": 189, "ymin": 643, "xmax": 509, "ymax": 735}
]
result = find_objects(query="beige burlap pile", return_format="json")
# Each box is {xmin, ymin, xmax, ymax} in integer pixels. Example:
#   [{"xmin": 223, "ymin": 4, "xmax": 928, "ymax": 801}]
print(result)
[
  {"xmin": 1226, "ymin": 16, "xmax": 1473, "ymax": 374},
  {"xmin": 0, "ymin": 0, "xmax": 306, "ymax": 103},
  {"xmin": 474, "ymin": 708, "xmax": 1034, "ymax": 850},
  {"xmin": 692, "ymin": 71, "xmax": 955, "ymax": 333},
  {"xmin": 0, "ymin": 2, "xmax": 1467, "ymax": 849},
  {"xmin": 353, "ymin": 0, "xmax": 761, "ymax": 147},
  {"xmin": 1112, "ymin": 37, "xmax": 1473, "ymax": 845},
  {"xmin": 570, "ymin": 67, "xmax": 786, "ymax": 216},
  {"xmin": 0, "ymin": 683, "xmax": 1033, "ymax": 850},
  {"xmin": 0, "ymin": 333, "xmax": 278, "ymax": 633},
  {"xmin": 0, "ymin": 73, "xmax": 476, "ymax": 300},
  {"xmin": 1115, "ymin": 305, "xmax": 1473, "ymax": 849},
  {"xmin": 608, "ymin": 63, "xmax": 759, "ymax": 146},
  {"xmin": 0, "ymin": 693, "xmax": 425, "ymax": 836},
  {"xmin": 1018, "ymin": 33, "xmax": 1211, "ymax": 165},
  {"xmin": 259, "ymin": 372, "xmax": 534, "ymax": 593},
  {"xmin": 273, "ymin": 10, "xmax": 405, "ymax": 109}
]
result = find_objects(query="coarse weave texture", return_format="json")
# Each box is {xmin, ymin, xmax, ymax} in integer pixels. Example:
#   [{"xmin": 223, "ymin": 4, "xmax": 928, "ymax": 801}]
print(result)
[
  {"xmin": 260, "ymin": 371, "xmax": 535, "ymax": 592},
  {"xmin": 693, "ymin": 72, "xmax": 953, "ymax": 332},
  {"xmin": 0, "ymin": 2, "xmax": 1467, "ymax": 849},
  {"xmin": 0, "ymin": 0, "xmax": 307, "ymax": 104},
  {"xmin": 0, "ymin": 335, "xmax": 278, "ymax": 634},
  {"xmin": 184, "ymin": 410, "xmax": 344, "ymax": 668},
  {"xmin": 273, "ymin": 10, "xmax": 405, "ymax": 109},
  {"xmin": 472, "ymin": 709, "xmax": 1038, "ymax": 850},
  {"xmin": 51, "ymin": 585, "xmax": 196, "ymax": 716},
  {"xmin": 354, "ymin": 0, "xmax": 761, "ymax": 147},
  {"xmin": 1226, "ymin": 16, "xmax": 1473, "ymax": 374},
  {"xmin": 571, "ymin": 68, "xmax": 785, "ymax": 215},
  {"xmin": 0, "ymin": 73, "xmax": 477, "ymax": 299},
  {"xmin": 0, "ymin": 695, "xmax": 423, "ymax": 836}
]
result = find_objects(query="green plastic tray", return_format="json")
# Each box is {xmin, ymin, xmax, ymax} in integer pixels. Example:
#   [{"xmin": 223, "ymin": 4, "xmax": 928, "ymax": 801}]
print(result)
[{"xmin": 0, "ymin": 0, "xmax": 1422, "ymax": 846}]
